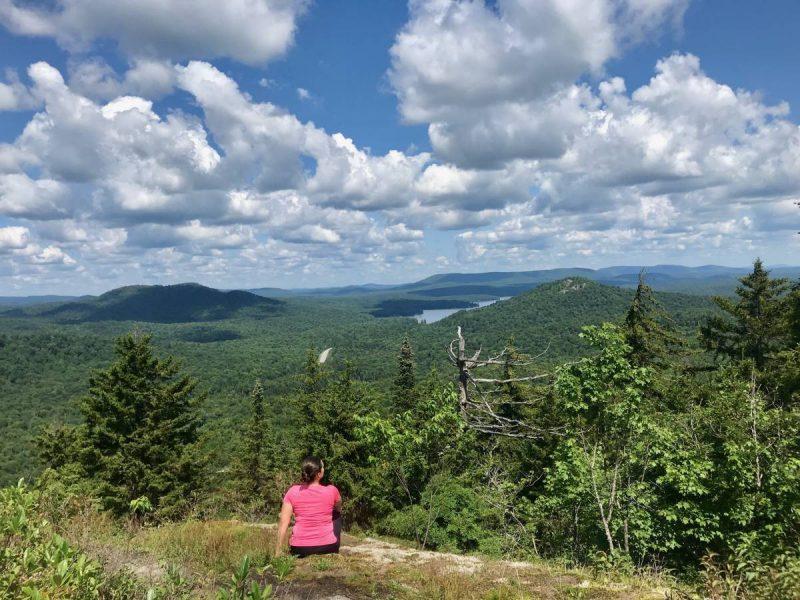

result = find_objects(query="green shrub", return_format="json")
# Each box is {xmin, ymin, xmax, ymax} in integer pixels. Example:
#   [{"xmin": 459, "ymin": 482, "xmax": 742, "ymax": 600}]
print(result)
[
  {"xmin": 379, "ymin": 475, "xmax": 504, "ymax": 554},
  {"xmin": 216, "ymin": 556, "xmax": 273, "ymax": 600},
  {"xmin": 0, "ymin": 480, "xmax": 136, "ymax": 599},
  {"xmin": 267, "ymin": 555, "xmax": 295, "ymax": 582},
  {"xmin": 700, "ymin": 548, "xmax": 800, "ymax": 600}
]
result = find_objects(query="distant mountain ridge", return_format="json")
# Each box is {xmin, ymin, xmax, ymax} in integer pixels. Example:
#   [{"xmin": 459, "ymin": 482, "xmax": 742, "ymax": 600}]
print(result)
[
  {"xmin": 3, "ymin": 264, "xmax": 799, "ymax": 311},
  {"xmin": 2, "ymin": 283, "xmax": 282, "ymax": 323},
  {"xmin": 0, "ymin": 295, "xmax": 89, "ymax": 306},
  {"xmin": 248, "ymin": 264, "xmax": 800, "ymax": 300}
]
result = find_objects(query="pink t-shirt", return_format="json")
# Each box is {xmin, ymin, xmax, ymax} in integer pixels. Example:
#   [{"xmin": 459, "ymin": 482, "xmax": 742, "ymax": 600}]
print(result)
[{"xmin": 283, "ymin": 483, "xmax": 341, "ymax": 547}]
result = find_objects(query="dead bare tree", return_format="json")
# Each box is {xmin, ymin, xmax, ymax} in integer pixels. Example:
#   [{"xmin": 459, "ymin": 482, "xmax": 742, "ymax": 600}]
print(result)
[{"xmin": 447, "ymin": 326, "xmax": 561, "ymax": 438}]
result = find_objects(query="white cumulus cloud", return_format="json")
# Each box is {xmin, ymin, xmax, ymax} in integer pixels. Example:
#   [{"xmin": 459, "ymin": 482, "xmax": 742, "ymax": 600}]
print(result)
[{"xmin": 0, "ymin": 0, "xmax": 308, "ymax": 64}]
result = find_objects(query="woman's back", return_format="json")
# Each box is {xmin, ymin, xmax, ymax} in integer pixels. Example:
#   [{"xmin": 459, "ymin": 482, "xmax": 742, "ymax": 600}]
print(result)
[{"xmin": 284, "ymin": 483, "xmax": 340, "ymax": 547}]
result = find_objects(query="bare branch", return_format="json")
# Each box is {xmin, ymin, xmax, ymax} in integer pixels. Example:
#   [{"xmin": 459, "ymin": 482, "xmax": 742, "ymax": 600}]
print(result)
[
  {"xmin": 448, "ymin": 327, "xmax": 562, "ymax": 439},
  {"xmin": 472, "ymin": 375, "xmax": 551, "ymax": 384}
]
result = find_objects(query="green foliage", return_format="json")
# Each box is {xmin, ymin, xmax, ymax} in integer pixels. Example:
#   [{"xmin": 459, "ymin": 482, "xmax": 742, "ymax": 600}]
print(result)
[
  {"xmin": 26, "ymin": 283, "xmax": 283, "ymax": 324},
  {"xmin": 231, "ymin": 381, "xmax": 277, "ymax": 509},
  {"xmin": 379, "ymin": 474, "xmax": 504, "ymax": 554},
  {"xmin": 0, "ymin": 280, "xmax": 711, "ymax": 486},
  {"xmin": 371, "ymin": 298, "xmax": 473, "ymax": 318},
  {"xmin": 129, "ymin": 495, "xmax": 153, "ymax": 515},
  {"xmin": 292, "ymin": 357, "xmax": 378, "ymax": 522},
  {"xmin": 700, "ymin": 548, "xmax": 800, "ymax": 600},
  {"xmin": 392, "ymin": 335, "xmax": 417, "ymax": 411},
  {"xmin": 293, "ymin": 347, "xmax": 327, "ymax": 458},
  {"xmin": 310, "ymin": 556, "xmax": 333, "ymax": 571},
  {"xmin": 216, "ymin": 556, "xmax": 273, "ymax": 600},
  {"xmin": 4, "ymin": 268, "xmax": 800, "ymax": 596},
  {"xmin": 266, "ymin": 555, "xmax": 295, "ymax": 582},
  {"xmin": 66, "ymin": 332, "xmax": 204, "ymax": 518},
  {"xmin": 540, "ymin": 324, "xmax": 656, "ymax": 557},
  {"xmin": 701, "ymin": 259, "xmax": 790, "ymax": 369},
  {"xmin": 153, "ymin": 563, "xmax": 193, "ymax": 599},
  {"xmin": 0, "ymin": 480, "xmax": 139, "ymax": 599},
  {"xmin": 678, "ymin": 367, "xmax": 800, "ymax": 559},
  {"xmin": 356, "ymin": 382, "xmax": 475, "ymax": 519},
  {"xmin": 35, "ymin": 423, "xmax": 80, "ymax": 471},
  {"xmin": 788, "ymin": 283, "xmax": 800, "ymax": 346},
  {"xmin": 623, "ymin": 272, "xmax": 683, "ymax": 367},
  {"xmin": 420, "ymin": 279, "xmax": 711, "ymax": 370}
]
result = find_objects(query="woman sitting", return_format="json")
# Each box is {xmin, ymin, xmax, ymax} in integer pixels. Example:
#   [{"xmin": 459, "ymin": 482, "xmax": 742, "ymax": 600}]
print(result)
[{"xmin": 275, "ymin": 456, "xmax": 342, "ymax": 558}]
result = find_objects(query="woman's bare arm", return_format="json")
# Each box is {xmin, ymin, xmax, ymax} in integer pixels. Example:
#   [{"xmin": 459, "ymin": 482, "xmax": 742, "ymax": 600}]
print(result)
[{"xmin": 274, "ymin": 501, "xmax": 293, "ymax": 557}]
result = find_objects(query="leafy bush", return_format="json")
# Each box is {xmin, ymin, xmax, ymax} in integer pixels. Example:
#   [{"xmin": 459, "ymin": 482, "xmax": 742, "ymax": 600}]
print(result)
[
  {"xmin": 700, "ymin": 548, "xmax": 800, "ymax": 600},
  {"xmin": 379, "ymin": 475, "xmax": 504, "ymax": 554},
  {"xmin": 0, "ymin": 480, "xmax": 138, "ymax": 599}
]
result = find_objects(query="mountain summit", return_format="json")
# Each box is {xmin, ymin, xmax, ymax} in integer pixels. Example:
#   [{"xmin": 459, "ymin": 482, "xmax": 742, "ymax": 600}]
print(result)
[{"xmin": 11, "ymin": 283, "xmax": 283, "ymax": 324}]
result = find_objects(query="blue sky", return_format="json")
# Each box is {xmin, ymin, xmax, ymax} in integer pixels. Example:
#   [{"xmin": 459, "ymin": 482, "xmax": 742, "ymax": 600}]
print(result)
[{"xmin": 0, "ymin": 0, "xmax": 799, "ymax": 294}]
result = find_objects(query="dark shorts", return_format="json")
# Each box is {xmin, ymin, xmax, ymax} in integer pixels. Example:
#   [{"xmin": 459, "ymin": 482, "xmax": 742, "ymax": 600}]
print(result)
[
  {"xmin": 289, "ymin": 510, "xmax": 342, "ymax": 558},
  {"xmin": 289, "ymin": 541, "xmax": 339, "ymax": 558}
]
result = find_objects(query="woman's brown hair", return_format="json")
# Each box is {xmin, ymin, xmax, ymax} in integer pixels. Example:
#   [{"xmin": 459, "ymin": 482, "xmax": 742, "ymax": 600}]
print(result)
[{"xmin": 300, "ymin": 456, "xmax": 323, "ymax": 484}]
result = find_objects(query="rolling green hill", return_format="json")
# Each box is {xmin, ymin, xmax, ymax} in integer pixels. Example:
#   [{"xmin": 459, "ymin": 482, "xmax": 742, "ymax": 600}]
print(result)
[
  {"xmin": 3, "ymin": 283, "xmax": 283, "ymax": 323},
  {"xmin": 409, "ymin": 277, "xmax": 712, "ymax": 368}
]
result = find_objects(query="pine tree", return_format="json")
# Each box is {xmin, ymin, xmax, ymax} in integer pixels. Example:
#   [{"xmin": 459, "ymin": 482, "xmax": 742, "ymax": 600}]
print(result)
[
  {"xmin": 235, "ymin": 381, "xmax": 274, "ymax": 498},
  {"xmin": 78, "ymin": 331, "xmax": 203, "ymax": 517},
  {"xmin": 301, "ymin": 346, "xmax": 325, "ymax": 398},
  {"xmin": 36, "ymin": 424, "xmax": 80, "ymax": 472},
  {"xmin": 294, "ymin": 347, "xmax": 328, "ymax": 457},
  {"xmin": 788, "ymin": 283, "xmax": 800, "ymax": 346},
  {"xmin": 315, "ymin": 361, "xmax": 373, "ymax": 523},
  {"xmin": 701, "ymin": 259, "xmax": 790, "ymax": 370},
  {"xmin": 393, "ymin": 336, "xmax": 417, "ymax": 411},
  {"xmin": 623, "ymin": 271, "xmax": 682, "ymax": 367}
]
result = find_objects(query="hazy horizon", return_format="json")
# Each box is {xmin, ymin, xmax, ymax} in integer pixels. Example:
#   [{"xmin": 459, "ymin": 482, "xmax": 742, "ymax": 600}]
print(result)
[{"xmin": 2, "ymin": 261, "xmax": 798, "ymax": 298}]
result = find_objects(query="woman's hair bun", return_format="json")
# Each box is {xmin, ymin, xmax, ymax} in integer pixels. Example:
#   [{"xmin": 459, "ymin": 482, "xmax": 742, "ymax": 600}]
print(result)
[{"xmin": 300, "ymin": 456, "xmax": 323, "ymax": 483}]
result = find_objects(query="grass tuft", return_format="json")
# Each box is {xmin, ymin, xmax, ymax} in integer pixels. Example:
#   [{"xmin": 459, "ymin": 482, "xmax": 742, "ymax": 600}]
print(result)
[{"xmin": 133, "ymin": 520, "xmax": 275, "ymax": 574}]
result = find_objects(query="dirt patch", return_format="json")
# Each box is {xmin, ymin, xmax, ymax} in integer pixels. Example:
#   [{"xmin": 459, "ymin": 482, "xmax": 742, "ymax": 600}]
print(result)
[
  {"xmin": 73, "ymin": 535, "xmax": 170, "ymax": 586},
  {"xmin": 274, "ymin": 574, "xmax": 386, "ymax": 600},
  {"xmin": 340, "ymin": 535, "xmax": 532, "ymax": 575}
]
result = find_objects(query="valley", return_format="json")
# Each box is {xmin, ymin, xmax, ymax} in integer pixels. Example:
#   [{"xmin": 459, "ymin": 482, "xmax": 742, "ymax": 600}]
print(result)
[{"xmin": 0, "ymin": 271, "xmax": 717, "ymax": 487}]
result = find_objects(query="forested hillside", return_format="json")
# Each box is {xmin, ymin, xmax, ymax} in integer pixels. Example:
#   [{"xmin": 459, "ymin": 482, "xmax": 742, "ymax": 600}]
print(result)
[
  {"xmin": 420, "ymin": 278, "xmax": 711, "ymax": 363},
  {"xmin": 4, "ymin": 283, "xmax": 283, "ymax": 323},
  {"xmin": 0, "ymin": 279, "xmax": 711, "ymax": 486}
]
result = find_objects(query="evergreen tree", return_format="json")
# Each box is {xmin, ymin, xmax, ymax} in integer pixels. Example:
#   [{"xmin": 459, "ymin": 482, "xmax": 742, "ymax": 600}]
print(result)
[
  {"xmin": 762, "ymin": 282, "xmax": 800, "ymax": 405},
  {"xmin": 294, "ymin": 347, "xmax": 328, "ymax": 457},
  {"xmin": 623, "ymin": 271, "xmax": 682, "ymax": 367},
  {"xmin": 701, "ymin": 259, "xmax": 790, "ymax": 369},
  {"xmin": 78, "ymin": 332, "xmax": 203, "ymax": 517},
  {"xmin": 393, "ymin": 336, "xmax": 417, "ymax": 411},
  {"xmin": 787, "ymin": 283, "xmax": 800, "ymax": 346},
  {"xmin": 306, "ymin": 361, "xmax": 374, "ymax": 523},
  {"xmin": 35, "ymin": 424, "xmax": 80, "ymax": 472},
  {"xmin": 234, "ymin": 381, "xmax": 274, "ymax": 499},
  {"xmin": 306, "ymin": 362, "xmax": 365, "ymax": 470},
  {"xmin": 301, "ymin": 346, "xmax": 326, "ymax": 398}
]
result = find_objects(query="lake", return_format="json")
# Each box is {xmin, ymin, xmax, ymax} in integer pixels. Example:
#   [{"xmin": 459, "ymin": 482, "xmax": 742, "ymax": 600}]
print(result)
[{"xmin": 413, "ymin": 298, "xmax": 509, "ymax": 324}]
